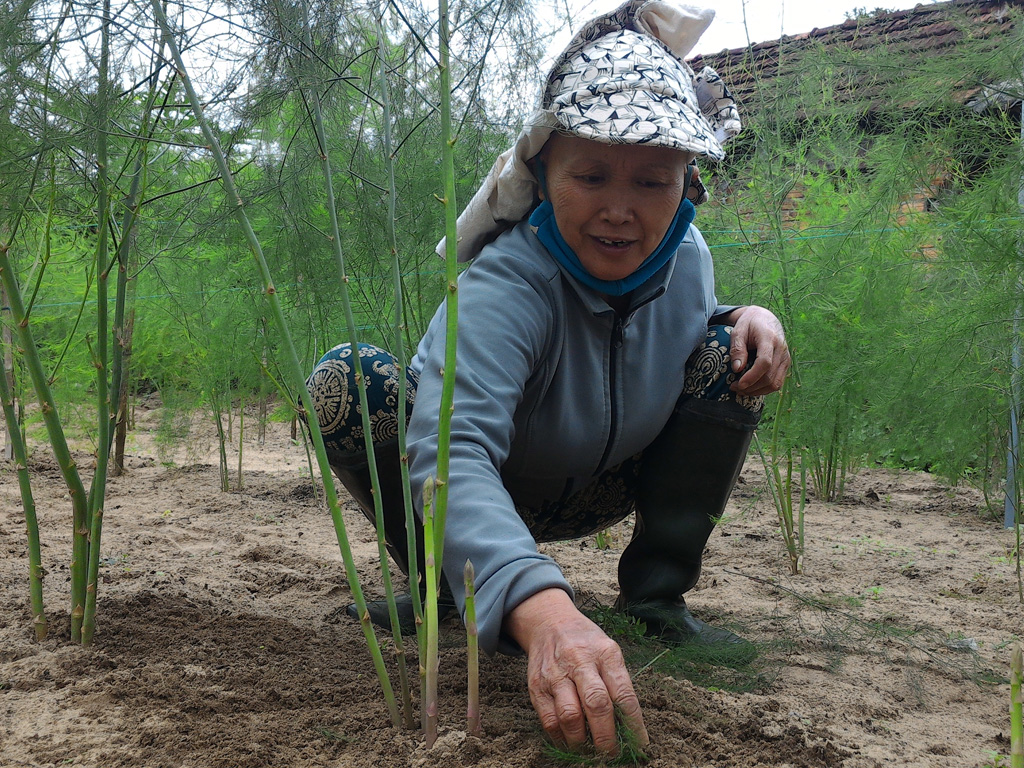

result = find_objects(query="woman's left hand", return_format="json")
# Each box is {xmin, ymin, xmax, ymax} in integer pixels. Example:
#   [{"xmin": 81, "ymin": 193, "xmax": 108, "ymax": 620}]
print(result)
[{"xmin": 725, "ymin": 305, "xmax": 790, "ymax": 397}]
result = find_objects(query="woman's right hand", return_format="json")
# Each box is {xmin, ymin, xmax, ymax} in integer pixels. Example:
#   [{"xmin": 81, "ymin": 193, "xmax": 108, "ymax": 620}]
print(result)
[{"xmin": 504, "ymin": 588, "xmax": 649, "ymax": 756}]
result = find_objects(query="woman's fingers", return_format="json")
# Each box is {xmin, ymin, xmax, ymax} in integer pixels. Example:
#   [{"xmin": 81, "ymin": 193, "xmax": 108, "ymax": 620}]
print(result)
[
  {"xmin": 729, "ymin": 306, "xmax": 790, "ymax": 396},
  {"xmin": 555, "ymin": 678, "xmax": 592, "ymax": 747},
  {"xmin": 530, "ymin": 678, "xmax": 586, "ymax": 748},
  {"xmin": 528, "ymin": 637, "xmax": 623, "ymax": 752},
  {"xmin": 598, "ymin": 647, "xmax": 649, "ymax": 748},
  {"xmin": 736, "ymin": 349, "xmax": 787, "ymax": 395},
  {"xmin": 574, "ymin": 652, "xmax": 619, "ymax": 752}
]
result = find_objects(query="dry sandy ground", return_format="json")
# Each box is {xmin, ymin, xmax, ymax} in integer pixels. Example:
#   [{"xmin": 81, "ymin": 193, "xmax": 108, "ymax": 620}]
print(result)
[{"xmin": 1, "ymin": 405, "xmax": 1022, "ymax": 768}]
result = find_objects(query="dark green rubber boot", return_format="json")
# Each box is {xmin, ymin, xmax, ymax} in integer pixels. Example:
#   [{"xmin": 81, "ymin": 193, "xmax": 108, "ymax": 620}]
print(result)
[{"xmin": 617, "ymin": 397, "xmax": 759, "ymax": 652}]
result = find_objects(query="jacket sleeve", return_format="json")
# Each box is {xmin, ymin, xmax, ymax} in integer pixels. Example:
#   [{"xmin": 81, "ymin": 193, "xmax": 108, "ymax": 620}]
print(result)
[
  {"xmin": 407, "ymin": 248, "xmax": 571, "ymax": 656},
  {"xmin": 709, "ymin": 304, "xmax": 741, "ymax": 325}
]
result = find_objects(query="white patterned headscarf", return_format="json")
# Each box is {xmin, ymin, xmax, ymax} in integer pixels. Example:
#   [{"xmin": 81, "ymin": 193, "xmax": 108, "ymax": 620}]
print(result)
[{"xmin": 439, "ymin": 0, "xmax": 741, "ymax": 262}]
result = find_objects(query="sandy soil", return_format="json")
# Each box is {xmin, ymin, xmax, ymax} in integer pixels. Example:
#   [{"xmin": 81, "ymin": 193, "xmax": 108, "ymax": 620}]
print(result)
[{"xmin": 1, "ymin": 403, "xmax": 1022, "ymax": 768}]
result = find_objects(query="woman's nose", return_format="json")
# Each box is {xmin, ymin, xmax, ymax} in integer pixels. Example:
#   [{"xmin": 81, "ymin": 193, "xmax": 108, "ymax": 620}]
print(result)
[{"xmin": 599, "ymin": 195, "xmax": 634, "ymax": 225}]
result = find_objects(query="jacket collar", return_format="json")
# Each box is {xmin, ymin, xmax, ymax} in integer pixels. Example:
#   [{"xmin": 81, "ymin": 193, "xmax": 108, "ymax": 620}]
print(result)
[{"xmin": 553, "ymin": 240, "xmax": 678, "ymax": 317}]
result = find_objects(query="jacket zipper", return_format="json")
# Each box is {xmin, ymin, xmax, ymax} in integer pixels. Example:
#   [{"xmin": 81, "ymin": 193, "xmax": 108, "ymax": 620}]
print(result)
[{"xmin": 596, "ymin": 315, "xmax": 625, "ymax": 475}]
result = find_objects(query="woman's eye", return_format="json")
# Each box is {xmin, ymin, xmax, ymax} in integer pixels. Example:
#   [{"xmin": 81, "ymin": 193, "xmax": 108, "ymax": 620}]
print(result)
[
  {"xmin": 574, "ymin": 174, "xmax": 604, "ymax": 184},
  {"xmin": 638, "ymin": 179, "xmax": 668, "ymax": 189}
]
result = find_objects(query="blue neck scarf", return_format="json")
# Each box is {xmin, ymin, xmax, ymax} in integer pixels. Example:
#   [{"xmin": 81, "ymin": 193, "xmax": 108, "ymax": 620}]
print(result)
[{"xmin": 528, "ymin": 163, "xmax": 696, "ymax": 297}]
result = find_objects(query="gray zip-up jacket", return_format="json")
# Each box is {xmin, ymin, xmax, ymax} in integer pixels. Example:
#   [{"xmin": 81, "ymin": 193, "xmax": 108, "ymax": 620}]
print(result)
[{"xmin": 407, "ymin": 219, "xmax": 734, "ymax": 655}]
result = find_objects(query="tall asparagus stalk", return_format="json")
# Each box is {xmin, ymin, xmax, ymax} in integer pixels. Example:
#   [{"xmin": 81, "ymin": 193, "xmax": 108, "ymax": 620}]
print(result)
[
  {"xmin": 755, "ymin": 379, "xmax": 804, "ymax": 575},
  {"xmin": 375, "ymin": 0, "xmax": 424, "ymax": 656},
  {"xmin": 0, "ymin": 94, "xmax": 50, "ymax": 643},
  {"xmin": 0, "ymin": 88, "xmax": 93, "ymax": 643},
  {"xmin": 0, "ymin": 244, "xmax": 90, "ymax": 639},
  {"xmin": 422, "ymin": 477, "xmax": 440, "ymax": 747},
  {"xmin": 1012, "ymin": 644, "xmax": 1022, "ymax": 768},
  {"xmin": 236, "ymin": 396, "xmax": 245, "ymax": 490},
  {"xmin": 0, "ymin": 355, "xmax": 45, "ymax": 639},
  {"xmin": 374, "ymin": 6, "xmax": 423, "ymax": 728},
  {"xmin": 108, "ymin": 65, "xmax": 171, "ymax": 476},
  {"xmin": 432, "ymin": 0, "xmax": 460, "ymax": 580},
  {"xmin": 82, "ymin": 0, "xmax": 113, "ymax": 647},
  {"xmin": 280, "ymin": 0, "xmax": 415, "ymax": 727},
  {"xmin": 416, "ymin": 0, "xmax": 463, "ymax": 744},
  {"xmin": 464, "ymin": 559, "xmax": 482, "ymax": 737},
  {"xmin": 151, "ymin": 0, "xmax": 400, "ymax": 728},
  {"xmin": 88, "ymin": 18, "xmax": 171, "ymax": 638}
]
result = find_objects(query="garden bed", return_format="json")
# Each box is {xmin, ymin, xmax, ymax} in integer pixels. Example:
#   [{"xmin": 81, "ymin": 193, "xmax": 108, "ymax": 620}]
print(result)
[{"xmin": 1, "ymin": 408, "xmax": 1020, "ymax": 767}]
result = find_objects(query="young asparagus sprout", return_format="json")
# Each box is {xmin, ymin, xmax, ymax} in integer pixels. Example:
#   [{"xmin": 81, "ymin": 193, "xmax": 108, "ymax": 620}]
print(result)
[{"xmin": 464, "ymin": 559, "xmax": 482, "ymax": 737}]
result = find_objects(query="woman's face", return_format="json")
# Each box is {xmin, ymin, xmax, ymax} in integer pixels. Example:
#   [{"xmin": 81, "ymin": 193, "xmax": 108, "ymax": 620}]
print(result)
[{"xmin": 539, "ymin": 133, "xmax": 694, "ymax": 282}]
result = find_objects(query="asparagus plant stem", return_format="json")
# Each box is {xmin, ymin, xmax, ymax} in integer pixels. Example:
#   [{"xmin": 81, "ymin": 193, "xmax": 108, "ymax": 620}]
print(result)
[
  {"xmin": 151, "ymin": 0, "xmax": 400, "ymax": 728},
  {"xmin": 423, "ymin": 478, "xmax": 439, "ymax": 748},
  {"xmin": 107, "ymin": 64, "xmax": 168, "ymax": 467},
  {"xmin": 375, "ymin": 6, "xmax": 420, "ymax": 729},
  {"xmin": 1, "ymin": 123, "xmax": 51, "ymax": 643},
  {"xmin": 757, "ymin": 379, "xmax": 801, "ymax": 575},
  {"xmin": 798, "ymin": 457, "xmax": 806, "ymax": 572},
  {"xmin": 286, "ymin": 0, "xmax": 413, "ymax": 728},
  {"xmin": 464, "ymin": 559, "xmax": 482, "ymax": 737},
  {"xmin": 82, "ymin": 0, "xmax": 113, "ymax": 646},
  {"xmin": 1012, "ymin": 644, "xmax": 1022, "ymax": 768},
  {"xmin": 0, "ymin": 357, "xmax": 46, "ymax": 640},
  {"xmin": 109, "ymin": 197, "xmax": 133, "ymax": 477},
  {"xmin": 212, "ymin": 390, "xmax": 229, "ymax": 492},
  {"xmin": 432, "ymin": 0, "xmax": 460, "ymax": 585},
  {"xmin": 376, "ymin": 0, "xmax": 423, "ymax": 640},
  {"xmin": 237, "ymin": 396, "xmax": 244, "ymax": 490},
  {"xmin": 0, "ymin": 245, "xmax": 89, "ymax": 639}
]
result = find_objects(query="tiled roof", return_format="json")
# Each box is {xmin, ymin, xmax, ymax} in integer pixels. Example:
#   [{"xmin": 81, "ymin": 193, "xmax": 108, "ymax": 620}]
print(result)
[{"xmin": 689, "ymin": 0, "xmax": 1024, "ymax": 125}]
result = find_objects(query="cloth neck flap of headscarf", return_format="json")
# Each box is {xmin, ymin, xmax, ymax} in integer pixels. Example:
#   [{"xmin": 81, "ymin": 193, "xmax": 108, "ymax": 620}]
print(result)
[{"xmin": 529, "ymin": 160, "xmax": 695, "ymax": 297}]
